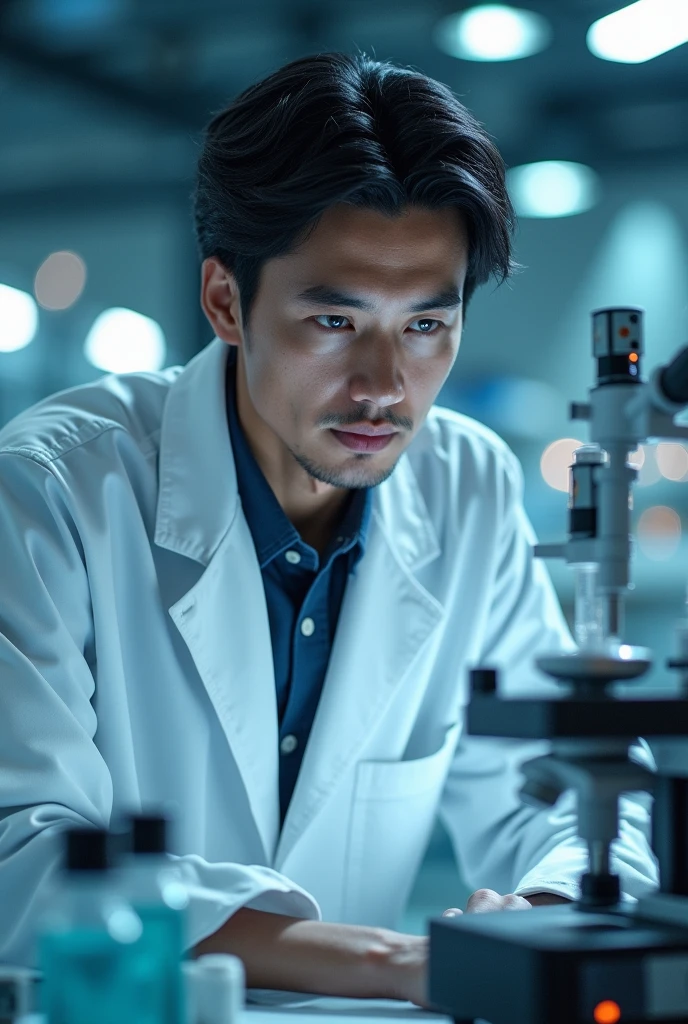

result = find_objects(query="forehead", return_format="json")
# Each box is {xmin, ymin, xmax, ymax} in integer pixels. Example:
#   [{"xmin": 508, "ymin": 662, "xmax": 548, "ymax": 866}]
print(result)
[{"xmin": 272, "ymin": 204, "xmax": 469, "ymax": 292}]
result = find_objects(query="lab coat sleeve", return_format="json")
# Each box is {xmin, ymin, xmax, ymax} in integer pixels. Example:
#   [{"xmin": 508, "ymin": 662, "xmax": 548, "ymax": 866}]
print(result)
[
  {"xmin": 0, "ymin": 452, "xmax": 320, "ymax": 969},
  {"xmin": 437, "ymin": 446, "xmax": 659, "ymax": 903}
]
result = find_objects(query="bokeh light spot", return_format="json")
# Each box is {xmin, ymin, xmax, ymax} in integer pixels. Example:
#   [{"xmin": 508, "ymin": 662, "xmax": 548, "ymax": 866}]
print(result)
[
  {"xmin": 540, "ymin": 438, "xmax": 585, "ymax": 492},
  {"xmin": 637, "ymin": 505, "xmax": 682, "ymax": 560},
  {"xmin": 628, "ymin": 447, "xmax": 645, "ymax": 469},
  {"xmin": 655, "ymin": 443, "xmax": 688, "ymax": 481},
  {"xmin": 84, "ymin": 307, "xmax": 166, "ymax": 373},
  {"xmin": 0, "ymin": 284, "xmax": 39, "ymax": 352},
  {"xmin": 434, "ymin": 4, "xmax": 552, "ymax": 62},
  {"xmin": 507, "ymin": 161, "xmax": 600, "ymax": 218},
  {"xmin": 34, "ymin": 251, "xmax": 87, "ymax": 310}
]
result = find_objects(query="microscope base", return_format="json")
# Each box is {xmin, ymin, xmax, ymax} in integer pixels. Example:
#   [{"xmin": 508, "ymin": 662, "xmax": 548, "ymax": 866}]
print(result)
[{"xmin": 428, "ymin": 903, "xmax": 688, "ymax": 1024}]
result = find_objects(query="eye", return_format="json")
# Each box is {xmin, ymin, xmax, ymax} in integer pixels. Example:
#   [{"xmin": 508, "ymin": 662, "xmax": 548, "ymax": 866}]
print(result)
[
  {"xmin": 314, "ymin": 315, "xmax": 351, "ymax": 330},
  {"xmin": 409, "ymin": 318, "xmax": 444, "ymax": 334}
]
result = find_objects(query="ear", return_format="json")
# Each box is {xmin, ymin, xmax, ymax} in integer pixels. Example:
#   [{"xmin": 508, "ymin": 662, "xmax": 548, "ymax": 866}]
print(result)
[{"xmin": 200, "ymin": 257, "xmax": 244, "ymax": 346}]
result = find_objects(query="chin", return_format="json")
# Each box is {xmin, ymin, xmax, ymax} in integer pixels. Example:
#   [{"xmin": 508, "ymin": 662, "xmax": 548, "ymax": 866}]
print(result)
[{"xmin": 327, "ymin": 457, "xmax": 399, "ymax": 491}]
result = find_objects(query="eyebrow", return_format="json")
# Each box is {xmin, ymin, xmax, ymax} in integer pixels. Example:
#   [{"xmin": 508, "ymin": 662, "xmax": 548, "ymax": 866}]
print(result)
[{"xmin": 294, "ymin": 285, "xmax": 463, "ymax": 314}]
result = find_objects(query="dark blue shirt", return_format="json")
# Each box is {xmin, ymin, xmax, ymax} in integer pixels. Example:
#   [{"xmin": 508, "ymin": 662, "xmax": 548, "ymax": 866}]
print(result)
[{"xmin": 225, "ymin": 347, "xmax": 373, "ymax": 826}]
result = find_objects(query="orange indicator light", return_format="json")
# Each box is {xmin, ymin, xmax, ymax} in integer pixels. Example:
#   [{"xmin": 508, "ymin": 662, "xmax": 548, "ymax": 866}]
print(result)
[
  {"xmin": 629, "ymin": 352, "xmax": 639, "ymax": 362},
  {"xmin": 594, "ymin": 1000, "xmax": 621, "ymax": 1024}
]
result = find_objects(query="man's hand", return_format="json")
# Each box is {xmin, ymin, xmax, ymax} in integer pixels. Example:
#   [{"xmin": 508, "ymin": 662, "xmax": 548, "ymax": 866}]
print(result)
[
  {"xmin": 380, "ymin": 891, "xmax": 576, "ymax": 1008},
  {"xmin": 395, "ymin": 890, "xmax": 573, "ymax": 1009},
  {"xmin": 441, "ymin": 888, "xmax": 572, "ymax": 917},
  {"xmin": 442, "ymin": 888, "xmax": 531, "ymax": 916}
]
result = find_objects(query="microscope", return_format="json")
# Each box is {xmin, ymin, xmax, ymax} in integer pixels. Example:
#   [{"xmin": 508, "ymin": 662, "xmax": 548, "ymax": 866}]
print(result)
[{"xmin": 428, "ymin": 307, "xmax": 688, "ymax": 1024}]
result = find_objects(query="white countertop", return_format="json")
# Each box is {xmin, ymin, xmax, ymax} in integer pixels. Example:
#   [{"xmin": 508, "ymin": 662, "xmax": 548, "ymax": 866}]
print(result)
[
  {"xmin": 17, "ymin": 995, "xmax": 450, "ymax": 1019},
  {"xmin": 245, "ymin": 997, "xmax": 451, "ymax": 1024},
  {"xmin": 20, "ymin": 996, "xmax": 452, "ymax": 1024}
]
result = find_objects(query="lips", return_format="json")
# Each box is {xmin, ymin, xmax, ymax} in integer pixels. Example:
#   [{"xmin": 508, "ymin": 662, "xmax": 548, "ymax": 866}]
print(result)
[
  {"xmin": 334, "ymin": 426, "xmax": 398, "ymax": 437},
  {"xmin": 330, "ymin": 429, "xmax": 396, "ymax": 453}
]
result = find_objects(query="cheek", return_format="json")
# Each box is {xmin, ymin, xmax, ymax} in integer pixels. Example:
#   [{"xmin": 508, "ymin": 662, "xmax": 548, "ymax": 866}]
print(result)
[{"xmin": 248, "ymin": 351, "xmax": 320, "ymax": 432}]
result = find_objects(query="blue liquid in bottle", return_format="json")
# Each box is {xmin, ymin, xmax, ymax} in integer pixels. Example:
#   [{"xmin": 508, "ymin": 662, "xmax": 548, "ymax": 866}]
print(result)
[
  {"xmin": 38, "ymin": 828, "xmax": 160, "ymax": 1024},
  {"xmin": 119, "ymin": 813, "xmax": 189, "ymax": 1024}
]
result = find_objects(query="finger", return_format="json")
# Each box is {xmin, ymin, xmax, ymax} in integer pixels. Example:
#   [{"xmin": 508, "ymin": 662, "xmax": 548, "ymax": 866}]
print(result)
[
  {"xmin": 465, "ymin": 889, "xmax": 501, "ymax": 914},
  {"xmin": 442, "ymin": 908, "xmax": 463, "ymax": 917},
  {"xmin": 502, "ymin": 894, "xmax": 533, "ymax": 911}
]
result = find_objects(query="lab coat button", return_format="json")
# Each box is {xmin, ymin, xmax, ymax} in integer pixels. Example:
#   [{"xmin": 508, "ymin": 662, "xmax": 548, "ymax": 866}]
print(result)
[
  {"xmin": 301, "ymin": 617, "xmax": 315, "ymax": 636},
  {"xmin": 280, "ymin": 734, "xmax": 298, "ymax": 755},
  {"xmin": 285, "ymin": 550, "xmax": 301, "ymax": 564}
]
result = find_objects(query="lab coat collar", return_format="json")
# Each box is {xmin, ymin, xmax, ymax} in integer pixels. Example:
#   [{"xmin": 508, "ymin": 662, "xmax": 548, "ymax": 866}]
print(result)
[
  {"xmin": 155, "ymin": 337, "xmax": 240, "ymax": 565},
  {"xmin": 155, "ymin": 337, "xmax": 443, "ymax": 864}
]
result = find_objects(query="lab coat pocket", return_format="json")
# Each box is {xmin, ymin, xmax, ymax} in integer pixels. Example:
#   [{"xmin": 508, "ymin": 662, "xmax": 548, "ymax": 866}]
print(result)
[{"xmin": 342, "ymin": 721, "xmax": 461, "ymax": 928}]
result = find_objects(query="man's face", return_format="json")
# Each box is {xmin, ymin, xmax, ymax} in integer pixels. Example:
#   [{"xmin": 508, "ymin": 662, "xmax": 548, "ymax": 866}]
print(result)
[{"xmin": 215, "ymin": 204, "xmax": 469, "ymax": 493}]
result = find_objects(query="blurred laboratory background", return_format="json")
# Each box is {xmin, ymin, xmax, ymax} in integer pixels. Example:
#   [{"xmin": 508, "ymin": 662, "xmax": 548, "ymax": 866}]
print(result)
[{"xmin": 0, "ymin": 0, "xmax": 687, "ymax": 930}]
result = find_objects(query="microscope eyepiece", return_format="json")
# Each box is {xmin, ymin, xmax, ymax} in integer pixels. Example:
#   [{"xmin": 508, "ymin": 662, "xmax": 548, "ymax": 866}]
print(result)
[{"xmin": 592, "ymin": 307, "xmax": 643, "ymax": 386}]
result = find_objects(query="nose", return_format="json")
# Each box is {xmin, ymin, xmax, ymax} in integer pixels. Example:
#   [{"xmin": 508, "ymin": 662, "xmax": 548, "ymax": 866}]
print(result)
[{"xmin": 348, "ymin": 336, "xmax": 405, "ymax": 409}]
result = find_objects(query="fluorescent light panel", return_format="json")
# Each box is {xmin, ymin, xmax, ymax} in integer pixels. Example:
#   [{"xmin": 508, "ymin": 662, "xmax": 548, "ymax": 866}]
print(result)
[{"xmin": 587, "ymin": 0, "xmax": 688, "ymax": 64}]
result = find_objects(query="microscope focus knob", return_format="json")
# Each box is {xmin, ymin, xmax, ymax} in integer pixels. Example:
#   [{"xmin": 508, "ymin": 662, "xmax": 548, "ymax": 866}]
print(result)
[
  {"xmin": 470, "ymin": 667, "xmax": 498, "ymax": 695},
  {"xmin": 581, "ymin": 871, "xmax": 621, "ymax": 909}
]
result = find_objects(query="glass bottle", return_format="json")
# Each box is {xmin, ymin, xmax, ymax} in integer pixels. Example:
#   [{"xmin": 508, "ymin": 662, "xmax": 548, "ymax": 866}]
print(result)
[
  {"xmin": 38, "ymin": 827, "xmax": 155, "ymax": 1024},
  {"xmin": 118, "ymin": 813, "xmax": 189, "ymax": 1024}
]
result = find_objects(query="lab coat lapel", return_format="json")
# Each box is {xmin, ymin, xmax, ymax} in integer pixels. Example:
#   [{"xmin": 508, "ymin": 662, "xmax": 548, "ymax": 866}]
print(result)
[
  {"xmin": 155, "ymin": 339, "xmax": 280, "ymax": 864},
  {"xmin": 275, "ymin": 452, "xmax": 445, "ymax": 869},
  {"xmin": 168, "ymin": 515, "xmax": 280, "ymax": 865}
]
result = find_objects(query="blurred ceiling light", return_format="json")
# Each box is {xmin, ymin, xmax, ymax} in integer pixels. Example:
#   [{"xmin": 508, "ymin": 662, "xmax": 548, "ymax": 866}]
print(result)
[
  {"xmin": 540, "ymin": 438, "xmax": 585, "ymax": 492},
  {"xmin": 507, "ymin": 161, "xmax": 600, "ymax": 218},
  {"xmin": 434, "ymin": 4, "xmax": 552, "ymax": 61},
  {"xmin": 84, "ymin": 308, "xmax": 166, "ymax": 373},
  {"xmin": 637, "ymin": 504, "xmax": 682, "ymax": 559},
  {"xmin": 0, "ymin": 283, "xmax": 39, "ymax": 353},
  {"xmin": 35, "ymin": 251, "xmax": 87, "ymax": 310},
  {"xmin": 655, "ymin": 442, "xmax": 688, "ymax": 481},
  {"xmin": 587, "ymin": 0, "xmax": 688, "ymax": 64}
]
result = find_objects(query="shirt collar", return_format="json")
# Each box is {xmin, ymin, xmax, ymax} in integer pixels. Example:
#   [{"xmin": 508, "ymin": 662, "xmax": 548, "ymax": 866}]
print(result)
[{"xmin": 225, "ymin": 346, "xmax": 372, "ymax": 570}]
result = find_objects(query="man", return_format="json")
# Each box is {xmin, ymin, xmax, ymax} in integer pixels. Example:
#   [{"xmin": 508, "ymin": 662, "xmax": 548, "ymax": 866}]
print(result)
[{"xmin": 0, "ymin": 53, "xmax": 656, "ymax": 1006}]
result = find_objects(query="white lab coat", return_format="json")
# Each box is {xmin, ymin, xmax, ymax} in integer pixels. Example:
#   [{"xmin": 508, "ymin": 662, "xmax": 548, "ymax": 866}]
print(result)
[{"xmin": 0, "ymin": 337, "xmax": 657, "ymax": 969}]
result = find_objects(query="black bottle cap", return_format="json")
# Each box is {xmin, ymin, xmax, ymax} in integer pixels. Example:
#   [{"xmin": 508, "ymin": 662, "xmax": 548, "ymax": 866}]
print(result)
[
  {"xmin": 65, "ymin": 828, "xmax": 111, "ymax": 872},
  {"xmin": 129, "ymin": 814, "xmax": 168, "ymax": 855}
]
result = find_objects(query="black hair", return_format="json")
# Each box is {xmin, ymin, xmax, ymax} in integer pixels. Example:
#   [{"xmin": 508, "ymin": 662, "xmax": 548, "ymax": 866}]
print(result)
[{"xmin": 194, "ymin": 51, "xmax": 516, "ymax": 327}]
